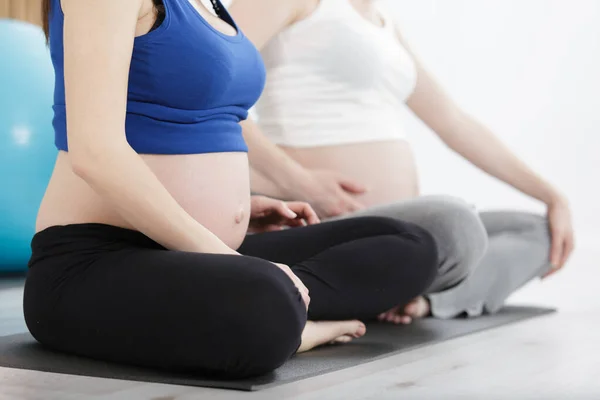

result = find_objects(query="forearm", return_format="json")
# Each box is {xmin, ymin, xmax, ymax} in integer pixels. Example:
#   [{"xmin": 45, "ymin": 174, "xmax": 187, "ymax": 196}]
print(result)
[
  {"xmin": 250, "ymin": 167, "xmax": 283, "ymax": 197},
  {"xmin": 398, "ymin": 25, "xmax": 564, "ymax": 206},
  {"xmin": 242, "ymin": 119, "xmax": 309, "ymax": 199},
  {"xmin": 441, "ymin": 113, "xmax": 562, "ymax": 204},
  {"xmin": 71, "ymin": 142, "xmax": 237, "ymax": 254}
]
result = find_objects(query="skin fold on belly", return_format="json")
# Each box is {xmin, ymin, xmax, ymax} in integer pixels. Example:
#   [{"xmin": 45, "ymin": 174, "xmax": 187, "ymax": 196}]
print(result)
[
  {"xmin": 37, "ymin": 152, "xmax": 252, "ymax": 250},
  {"xmin": 282, "ymin": 139, "xmax": 420, "ymax": 207}
]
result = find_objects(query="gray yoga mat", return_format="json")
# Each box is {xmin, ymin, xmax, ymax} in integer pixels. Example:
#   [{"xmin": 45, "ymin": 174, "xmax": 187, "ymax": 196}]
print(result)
[{"xmin": 0, "ymin": 306, "xmax": 554, "ymax": 391}]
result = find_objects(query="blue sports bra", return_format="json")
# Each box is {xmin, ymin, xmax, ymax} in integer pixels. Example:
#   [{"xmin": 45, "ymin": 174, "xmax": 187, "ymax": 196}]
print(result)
[{"xmin": 49, "ymin": 0, "xmax": 265, "ymax": 154}]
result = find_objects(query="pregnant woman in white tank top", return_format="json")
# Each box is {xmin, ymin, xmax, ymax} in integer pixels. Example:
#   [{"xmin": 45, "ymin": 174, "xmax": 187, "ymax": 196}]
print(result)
[{"xmin": 229, "ymin": 0, "xmax": 575, "ymax": 321}]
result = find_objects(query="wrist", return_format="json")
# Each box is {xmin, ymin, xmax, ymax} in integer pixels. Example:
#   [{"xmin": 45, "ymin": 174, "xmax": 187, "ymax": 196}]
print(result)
[
  {"xmin": 189, "ymin": 229, "xmax": 240, "ymax": 255},
  {"xmin": 544, "ymin": 188, "xmax": 567, "ymax": 207},
  {"xmin": 202, "ymin": 245, "xmax": 240, "ymax": 256},
  {"xmin": 275, "ymin": 165, "xmax": 314, "ymax": 200}
]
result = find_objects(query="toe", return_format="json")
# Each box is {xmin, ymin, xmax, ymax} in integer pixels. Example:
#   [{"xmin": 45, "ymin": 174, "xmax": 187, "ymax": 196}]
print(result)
[
  {"xmin": 355, "ymin": 322, "xmax": 366, "ymax": 337},
  {"xmin": 332, "ymin": 336, "xmax": 353, "ymax": 344}
]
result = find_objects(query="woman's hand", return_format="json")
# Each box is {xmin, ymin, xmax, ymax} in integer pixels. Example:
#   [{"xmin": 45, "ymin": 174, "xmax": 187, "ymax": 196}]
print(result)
[
  {"xmin": 544, "ymin": 196, "xmax": 575, "ymax": 278},
  {"xmin": 298, "ymin": 169, "xmax": 366, "ymax": 218},
  {"xmin": 249, "ymin": 196, "xmax": 320, "ymax": 233},
  {"xmin": 273, "ymin": 263, "xmax": 310, "ymax": 311}
]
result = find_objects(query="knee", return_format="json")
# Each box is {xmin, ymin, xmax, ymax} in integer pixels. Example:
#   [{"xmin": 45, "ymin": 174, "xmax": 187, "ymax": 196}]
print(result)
[
  {"xmin": 221, "ymin": 265, "xmax": 306, "ymax": 378},
  {"xmin": 420, "ymin": 195, "xmax": 488, "ymax": 279},
  {"xmin": 482, "ymin": 211, "xmax": 551, "ymax": 250},
  {"xmin": 513, "ymin": 212, "xmax": 550, "ymax": 241},
  {"xmin": 375, "ymin": 219, "xmax": 440, "ymax": 294},
  {"xmin": 507, "ymin": 212, "xmax": 552, "ymax": 258}
]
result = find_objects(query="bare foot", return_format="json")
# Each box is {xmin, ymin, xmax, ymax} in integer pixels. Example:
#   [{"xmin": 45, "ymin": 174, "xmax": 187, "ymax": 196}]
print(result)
[
  {"xmin": 377, "ymin": 296, "xmax": 431, "ymax": 325},
  {"xmin": 297, "ymin": 320, "xmax": 366, "ymax": 353}
]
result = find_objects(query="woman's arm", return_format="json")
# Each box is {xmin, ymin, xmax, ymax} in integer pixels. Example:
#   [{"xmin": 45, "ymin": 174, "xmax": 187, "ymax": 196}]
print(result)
[
  {"xmin": 230, "ymin": 0, "xmax": 366, "ymax": 217},
  {"xmin": 62, "ymin": 0, "xmax": 236, "ymax": 255},
  {"xmin": 395, "ymin": 27, "xmax": 574, "ymax": 268},
  {"xmin": 242, "ymin": 119, "xmax": 365, "ymax": 216},
  {"xmin": 397, "ymin": 28, "xmax": 557, "ymax": 203},
  {"xmin": 242, "ymin": 118, "xmax": 309, "ymax": 199},
  {"xmin": 229, "ymin": 0, "xmax": 310, "ymax": 49}
]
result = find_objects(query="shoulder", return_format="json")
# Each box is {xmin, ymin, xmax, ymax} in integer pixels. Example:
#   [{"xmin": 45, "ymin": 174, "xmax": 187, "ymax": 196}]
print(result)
[
  {"xmin": 61, "ymin": 0, "xmax": 145, "ymax": 19},
  {"xmin": 295, "ymin": 0, "xmax": 321, "ymax": 23}
]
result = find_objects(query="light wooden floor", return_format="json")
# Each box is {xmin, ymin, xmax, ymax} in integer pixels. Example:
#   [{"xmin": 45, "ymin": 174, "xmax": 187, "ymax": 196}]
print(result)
[{"xmin": 1, "ymin": 243, "xmax": 598, "ymax": 400}]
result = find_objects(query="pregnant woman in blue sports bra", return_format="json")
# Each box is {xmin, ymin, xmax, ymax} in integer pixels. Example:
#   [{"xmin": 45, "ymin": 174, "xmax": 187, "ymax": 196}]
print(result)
[{"xmin": 24, "ymin": 0, "xmax": 438, "ymax": 378}]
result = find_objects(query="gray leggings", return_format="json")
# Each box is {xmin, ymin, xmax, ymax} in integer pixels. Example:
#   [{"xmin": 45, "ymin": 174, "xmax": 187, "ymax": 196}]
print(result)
[{"xmin": 332, "ymin": 195, "xmax": 552, "ymax": 318}]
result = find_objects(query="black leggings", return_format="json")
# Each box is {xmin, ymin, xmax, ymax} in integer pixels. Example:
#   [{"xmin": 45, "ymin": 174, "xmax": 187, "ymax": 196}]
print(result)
[{"xmin": 24, "ymin": 217, "xmax": 437, "ymax": 378}]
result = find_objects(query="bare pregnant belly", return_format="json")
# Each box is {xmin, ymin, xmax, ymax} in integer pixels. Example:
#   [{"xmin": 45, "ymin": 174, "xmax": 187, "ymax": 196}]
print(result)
[
  {"xmin": 282, "ymin": 140, "xmax": 420, "ymax": 207},
  {"xmin": 37, "ymin": 152, "xmax": 251, "ymax": 249}
]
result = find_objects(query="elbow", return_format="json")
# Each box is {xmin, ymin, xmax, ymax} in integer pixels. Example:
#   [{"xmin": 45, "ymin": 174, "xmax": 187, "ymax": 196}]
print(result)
[
  {"xmin": 68, "ymin": 140, "xmax": 111, "ymax": 180},
  {"xmin": 70, "ymin": 160, "xmax": 92, "ymax": 181},
  {"xmin": 67, "ymin": 134, "xmax": 128, "ymax": 179},
  {"xmin": 69, "ymin": 149, "xmax": 97, "ymax": 180}
]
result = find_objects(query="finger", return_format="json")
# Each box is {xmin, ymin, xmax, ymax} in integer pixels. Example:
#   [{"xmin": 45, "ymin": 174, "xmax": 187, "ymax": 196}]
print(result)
[
  {"xmin": 545, "ymin": 237, "xmax": 571, "ymax": 278},
  {"xmin": 327, "ymin": 206, "xmax": 344, "ymax": 218},
  {"xmin": 340, "ymin": 193, "xmax": 365, "ymax": 213},
  {"xmin": 275, "ymin": 263, "xmax": 298, "ymax": 280},
  {"xmin": 549, "ymin": 230, "xmax": 562, "ymax": 268},
  {"xmin": 297, "ymin": 203, "xmax": 320, "ymax": 225},
  {"xmin": 280, "ymin": 211, "xmax": 307, "ymax": 226},
  {"xmin": 301, "ymin": 283, "xmax": 309, "ymax": 296},
  {"xmin": 543, "ymin": 248, "xmax": 564, "ymax": 279},
  {"xmin": 543, "ymin": 265, "xmax": 560, "ymax": 279},
  {"xmin": 337, "ymin": 176, "xmax": 367, "ymax": 194},
  {"xmin": 292, "ymin": 276, "xmax": 310, "ymax": 298},
  {"xmin": 273, "ymin": 201, "xmax": 297, "ymax": 219},
  {"xmin": 299, "ymin": 203, "xmax": 320, "ymax": 225},
  {"xmin": 287, "ymin": 202, "xmax": 321, "ymax": 225},
  {"xmin": 302, "ymin": 292, "xmax": 310, "ymax": 311},
  {"xmin": 400, "ymin": 316, "xmax": 412, "ymax": 325},
  {"xmin": 379, "ymin": 312, "xmax": 391, "ymax": 321},
  {"xmin": 560, "ymin": 234, "xmax": 575, "ymax": 267}
]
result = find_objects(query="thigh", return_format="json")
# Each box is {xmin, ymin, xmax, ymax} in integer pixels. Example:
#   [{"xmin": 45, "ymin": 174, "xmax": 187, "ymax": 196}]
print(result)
[
  {"xmin": 24, "ymin": 247, "xmax": 305, "ymax": 377},
  {"xmin": 479, "ymin": 210, "xmax": 549, "ymax": 238},
  {"xmin": 296, "ymin": 233, "xmax": 438, "ymax": 320},
  {"xmin": 330, "ymin": 195, "xmax": 477, "ymax": 225},
  {"xmin": 333, "ymin": 195, "xmax": 488, "ymax": 292},
  {"xmin": 239, "ymin": 216, "xmax": 428, "ymax": 266},
  {"xmin": 241, "ymin": 217, "xmax": 439, "ymax": 320},
  {"xmin": 333, "ymin": 195, "xmax": 487, "ymax": 261}
]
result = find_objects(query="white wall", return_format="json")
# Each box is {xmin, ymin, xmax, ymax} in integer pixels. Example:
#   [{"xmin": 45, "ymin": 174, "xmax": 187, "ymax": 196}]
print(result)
[{"xmin": 383, "ymin": 0, "xmax": 600, "ymax": 243}]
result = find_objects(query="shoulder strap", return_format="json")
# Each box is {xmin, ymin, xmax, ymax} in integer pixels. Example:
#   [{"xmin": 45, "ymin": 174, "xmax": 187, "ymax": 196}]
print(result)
[
  {"xmin": 209, "ymin": 0, "xmax": 239, "ymax": 29},
  {"xmin": 209, "ymin": 0, "xmax": 226, "ymax": 18}
]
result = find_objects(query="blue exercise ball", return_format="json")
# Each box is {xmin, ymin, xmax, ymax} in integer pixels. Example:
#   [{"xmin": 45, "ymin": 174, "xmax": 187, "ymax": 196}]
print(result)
[{"xmin": 0, "ymin": 19, "xmax": 57, "ymax": 272}]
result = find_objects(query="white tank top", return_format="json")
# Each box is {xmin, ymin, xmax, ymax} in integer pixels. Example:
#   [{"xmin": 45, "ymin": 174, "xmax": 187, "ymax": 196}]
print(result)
[{"xmin": 254, "ymin": 0, "xmax": 417, "ymax": 148}]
